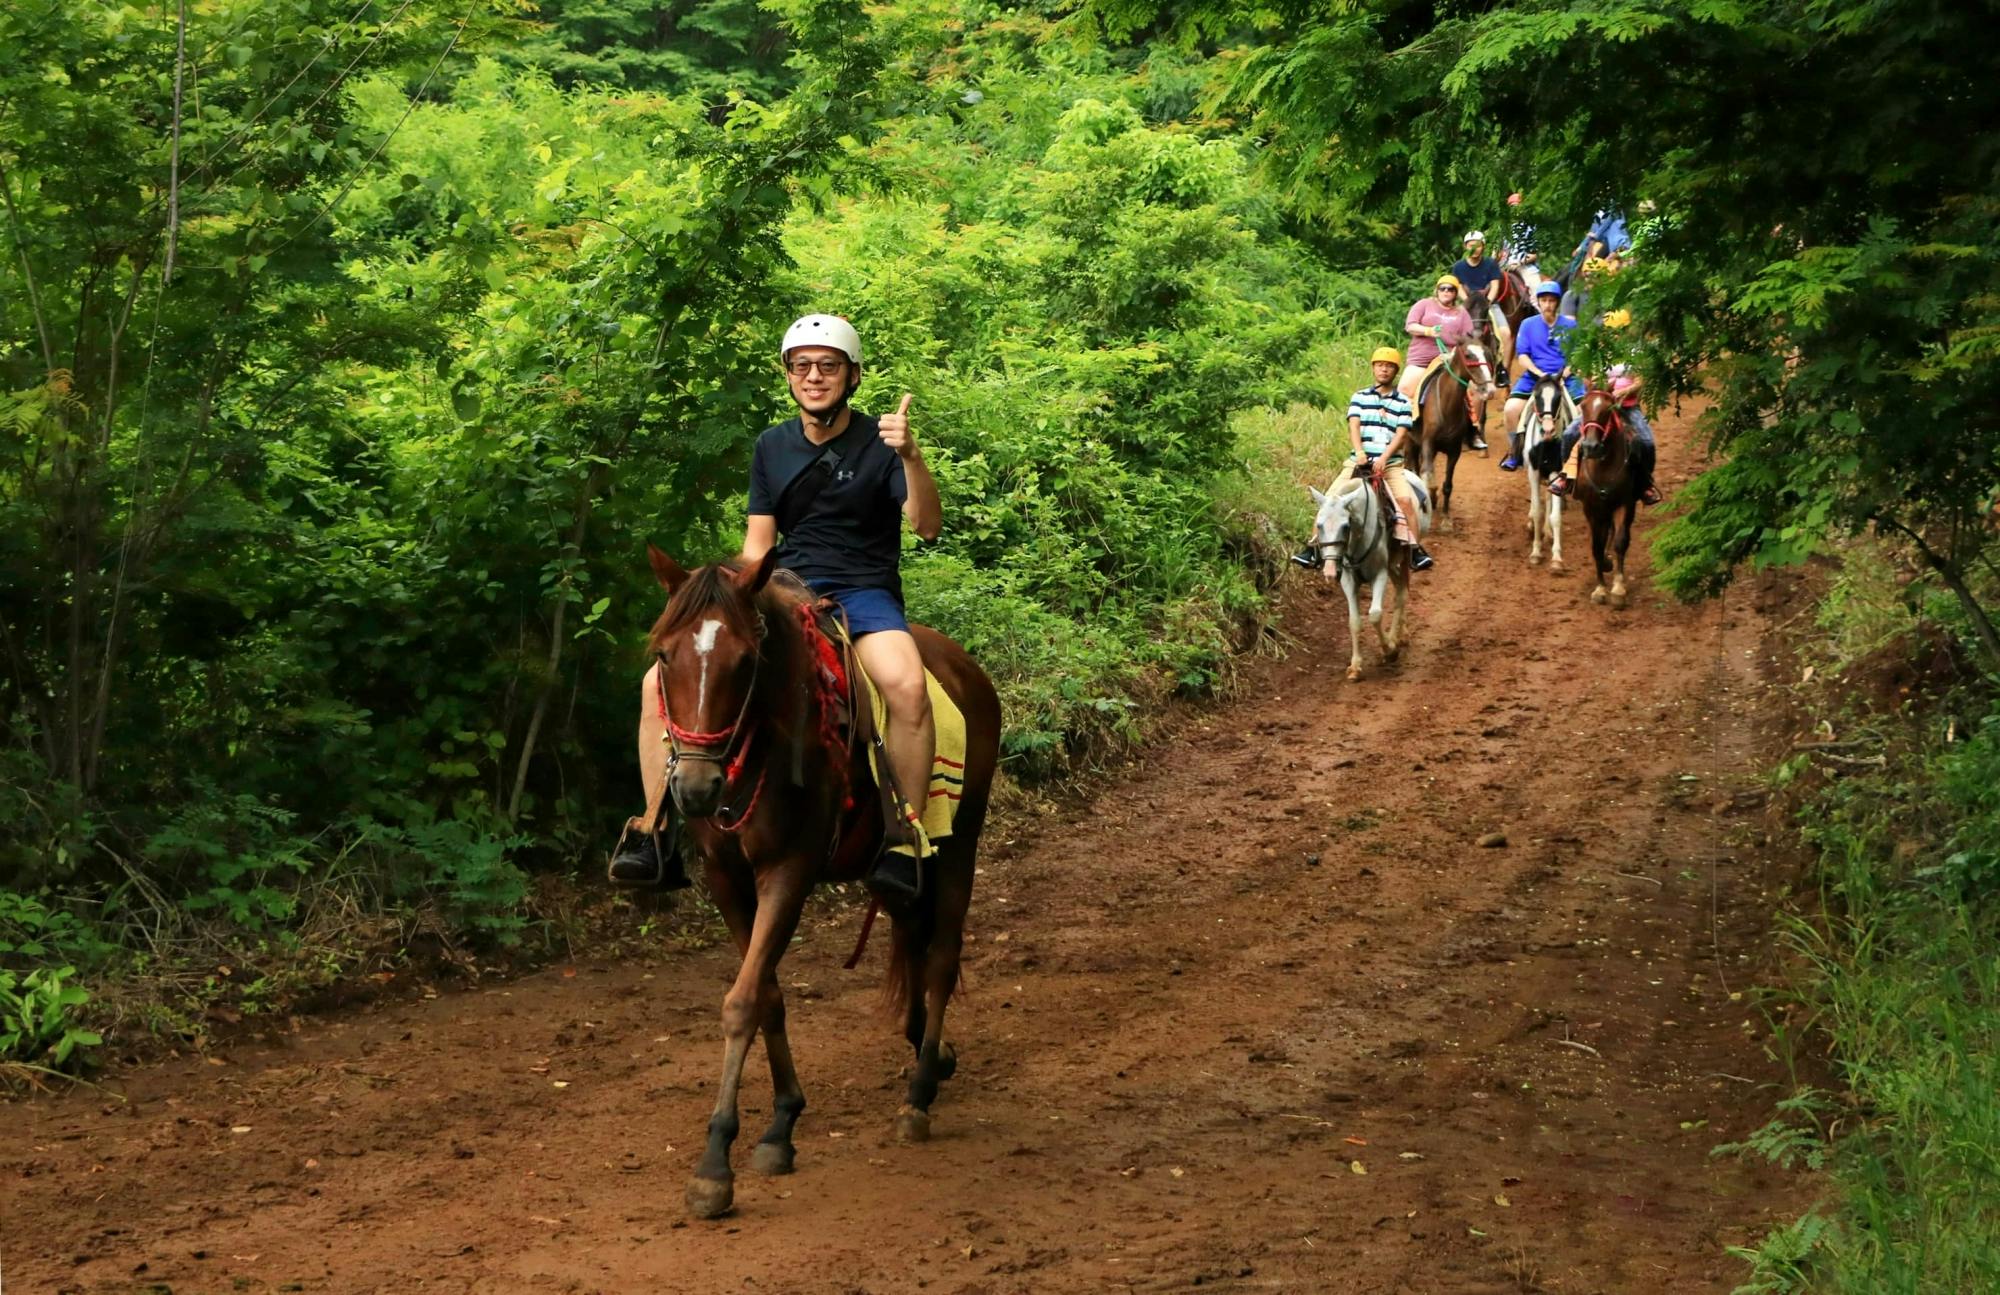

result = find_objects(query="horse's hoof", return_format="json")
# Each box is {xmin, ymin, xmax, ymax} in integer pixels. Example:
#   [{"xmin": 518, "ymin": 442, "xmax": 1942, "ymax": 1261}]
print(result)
[
  {"xmin": 750, "ymin": 1141, "xmax": 795, "ymax": 1177},
  {"xmin": 935, "ymin": 1042, "xmax": 958, "ymax": 1083},
  {"xmin": 1528, "ymin": 553, "xmax": 1543, "ymax": 566},
  {"xmin": 1591, "ymin": 586, "xmax": 1608, "ymax": 604},
  {"xmin": 895, "ymin": 1106, "xmax": 932, "ymax": 1145},
  {"xmin": 1549, "ymin": 560, "xmax": 1564, "ymax": 574},
  {"xmin": 1345, "ymin": 666, "xmax": 1363, "ymax": 682},
  {"xmin": 1383, "ymin": 644, "xmax": 1402, "ymax": 663},
  {"xmin": 685, "ymin": 1175, "xmax": 735, "ymax": 1219},
  {"xmin": 1610, "ymin": 589, "xmax": 1628, "ymax": 610}
]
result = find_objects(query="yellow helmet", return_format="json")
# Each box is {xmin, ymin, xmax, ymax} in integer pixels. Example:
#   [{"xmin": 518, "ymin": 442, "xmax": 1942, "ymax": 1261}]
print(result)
[
  {"xmin": 1435, "ymin": 273, "xmax": 1464, "ymax": 294},
  {"xmin": 1370, "ymin": 346, "xmax": 1404, "ymax": 367}
]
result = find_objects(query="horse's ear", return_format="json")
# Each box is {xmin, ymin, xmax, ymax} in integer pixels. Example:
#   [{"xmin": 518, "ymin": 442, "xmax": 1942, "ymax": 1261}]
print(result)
[
  {"xmin": 1308, "ymin": 485, "xmax": 1328, "ymax": 507},
  {"xmin": 648, "ymin": 543, "xmax": 689, "ymax": 592},
  {"xmin": 732, "ymin": 547, "xmax": 778, "ymax": 595}
]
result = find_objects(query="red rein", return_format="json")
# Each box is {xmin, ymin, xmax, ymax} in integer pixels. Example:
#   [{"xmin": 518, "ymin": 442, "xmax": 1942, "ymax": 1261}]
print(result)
[{"xmin": 656, "ymin": 602, "xmax": 855, "ymax": 833}]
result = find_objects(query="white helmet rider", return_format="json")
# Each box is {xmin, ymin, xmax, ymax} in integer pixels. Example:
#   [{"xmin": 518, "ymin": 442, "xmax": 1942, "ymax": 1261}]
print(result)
[
  {"xmin": 780, "ymin": 313, "xmax": 862, "ymax": 365},
  {"xmin": 1463, "ymin": 230, "xmax": 1487, "ymax": 247}
]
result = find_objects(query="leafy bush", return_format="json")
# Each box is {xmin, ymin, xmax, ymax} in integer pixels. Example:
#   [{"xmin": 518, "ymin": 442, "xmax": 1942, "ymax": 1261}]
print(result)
[{"xmin": 0, "ymin": 965, "xmax": 102, "ymax": 1075}]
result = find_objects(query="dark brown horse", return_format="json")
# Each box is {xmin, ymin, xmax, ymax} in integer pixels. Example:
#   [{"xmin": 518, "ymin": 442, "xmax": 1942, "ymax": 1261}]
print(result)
[
  {"xmin": 1572, "ymin": 390, "xmax": 1640, "ymax": 607},
  {"xmin": 1413, "ymin": 338, "xmax": 1498, "ymax": 534},
  {"xmin": 642, "ymin": 545, "xmax": 1001, "ymax": 1219},
  {"xmin": 1494, "ymin": 266, "xmax": 1535, "ymax": 359}
]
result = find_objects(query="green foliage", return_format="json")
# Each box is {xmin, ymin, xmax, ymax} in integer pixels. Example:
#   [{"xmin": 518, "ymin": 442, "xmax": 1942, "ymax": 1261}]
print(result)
[
  {"xmin": 508, "ymin": 0, "xmax": 792, "ymax": 99},
  {"xmin": 1727, "ymin": 678, "xmax": 2000, "ymax": 1290},
  {"xmin": 1079, "ymin": 0, "xmax": 2000, "ymax": 666},
  {"xmin": 0, "ymin": 965, "xmax": 102, "ymax": 1073}
]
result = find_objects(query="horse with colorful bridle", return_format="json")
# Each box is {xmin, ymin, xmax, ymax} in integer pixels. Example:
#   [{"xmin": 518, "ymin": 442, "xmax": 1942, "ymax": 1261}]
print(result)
[
  {"xmin": 640, "ymin": 546, "xmax": 1002, "ymax": 1219},
  {"xmin": 1412, "ymin": 338, "xmax": 1498, "ymax": 534}
]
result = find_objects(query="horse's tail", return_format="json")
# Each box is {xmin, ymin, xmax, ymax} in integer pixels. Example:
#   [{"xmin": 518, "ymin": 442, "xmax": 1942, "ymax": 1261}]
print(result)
[{"xmin": 882, "ymin": 897, "xmax": 932, "ymax": 1021}]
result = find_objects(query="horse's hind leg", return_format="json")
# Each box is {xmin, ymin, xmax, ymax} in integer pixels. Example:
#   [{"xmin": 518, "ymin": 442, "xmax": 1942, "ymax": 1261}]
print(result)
[
  {"xmin": 1548, "ymin": 494, "xmax": 1565, "ymax": 574},
  {"xmin": 688, "ymin": 868, "xmax": 808, "ymax": 1219},
  {"xmin": 748, "ymin": 988, "xmax": 805, "ymax": 1177},
  {"xmin": 897, "ymin": 844, "xmax": 973, "ymax": 1144}
]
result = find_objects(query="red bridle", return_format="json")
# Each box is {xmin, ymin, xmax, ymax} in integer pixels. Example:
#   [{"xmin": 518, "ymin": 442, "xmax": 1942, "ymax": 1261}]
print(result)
[{"xmin": 656, "ymin": 615, "xmax": 767, "ymax": 833}]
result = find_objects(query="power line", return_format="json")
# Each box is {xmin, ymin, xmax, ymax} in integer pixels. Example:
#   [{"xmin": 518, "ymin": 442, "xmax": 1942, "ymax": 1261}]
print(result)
[{"xmin": 260, "ymin": 1, "xmax": 475, "ymax": 259}]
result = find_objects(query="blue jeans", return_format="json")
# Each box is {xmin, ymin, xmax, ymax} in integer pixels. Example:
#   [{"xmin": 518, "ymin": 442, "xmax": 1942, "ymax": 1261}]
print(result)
[{"xmin": 1560, "ymin": 406, "xmax": 1654, "ymax": 462}]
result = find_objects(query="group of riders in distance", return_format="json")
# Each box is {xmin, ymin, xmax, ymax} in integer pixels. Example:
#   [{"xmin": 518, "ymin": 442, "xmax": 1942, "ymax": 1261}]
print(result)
[
  {"xmin": 1291, "ymin": 197, "xmax": 1662, "ymax": 581},
  {"xmin": 601, "ymin": 198, "xmax": 1670, "ymax": 1220}
]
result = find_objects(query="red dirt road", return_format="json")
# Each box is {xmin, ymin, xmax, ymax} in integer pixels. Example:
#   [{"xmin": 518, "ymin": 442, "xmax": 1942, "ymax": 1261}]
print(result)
[{"xmin": 3, "ymin": 404, "xmax": 1805, "ymax": 1294}]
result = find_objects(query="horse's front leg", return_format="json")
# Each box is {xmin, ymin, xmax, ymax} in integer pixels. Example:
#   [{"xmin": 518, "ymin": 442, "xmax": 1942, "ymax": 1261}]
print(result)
[
  {"xmin": 1342, "ymin": 569, "xmax": 1365, "ymax": 680},
  {"xmin": 1589, "ymin": 509, "xmax": 1611, "ymax": 605},
  {"xmin": 748, "ymin": 983, "xmax": 806, "ymax": 1177},
  {"xmin": 1527, "ymin": 472, "xmax": 1545, "ymax": 565},
  {"xmin": 688, "ymin": 867, "xmax": 808, "ymax": 1219},
  {"xmin": 1548, "ymin": 491, "xmax": 1565, "ymax": 574},
  {"xmin": 1383, "ymin": 559, "xmax": 1409, "ymax": 662},
  {"xmin": 1610, "ymin": 503, "xmax": 1634, "ymax": 608},
  {"xmin": 1369, "ymin": 567, "xmax": 1394, "ymax": 659},
  {"xmin": 1439, "ymin": 450, "xmax": 1460, "ymax": 534}
]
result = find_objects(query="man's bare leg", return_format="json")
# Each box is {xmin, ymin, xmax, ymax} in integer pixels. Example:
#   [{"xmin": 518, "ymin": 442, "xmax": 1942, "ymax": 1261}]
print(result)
[
  {"xmin": 609, "ymin": 662, "xmax": 689, "ymax": 888},
  {"xmin": 854, "ymin": 630, "xmax": 934, "ymax": 904}
]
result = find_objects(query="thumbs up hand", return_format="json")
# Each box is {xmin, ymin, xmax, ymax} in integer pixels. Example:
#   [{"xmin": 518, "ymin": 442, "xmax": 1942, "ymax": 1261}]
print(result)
[{"xmin": 878, "ymin": 393, "xmax": 918, "ymax": 460}]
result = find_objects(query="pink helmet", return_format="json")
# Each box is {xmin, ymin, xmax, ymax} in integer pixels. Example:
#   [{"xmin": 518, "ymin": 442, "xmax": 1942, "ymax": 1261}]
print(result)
[{"xmin": 1506, "ymin": 192, "xmax": 1523, "ymax": 207}]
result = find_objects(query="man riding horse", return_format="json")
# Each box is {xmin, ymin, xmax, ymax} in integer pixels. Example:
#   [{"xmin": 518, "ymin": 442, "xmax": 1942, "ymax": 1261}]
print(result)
[
  {"xmin": 1293, "ymin": 346, "xmax": 1435, "ymax": 573},
  {"xmin": 1452, "ymin": 230, "xmax": 1513, "ymax": 372},
  {"xmin": 1499, "ymin": 281, "xmax": 1584, "ymax": 472},
  {"xmin": 610, "ymin": 314, "xmax": 940, "ymax": 906}
]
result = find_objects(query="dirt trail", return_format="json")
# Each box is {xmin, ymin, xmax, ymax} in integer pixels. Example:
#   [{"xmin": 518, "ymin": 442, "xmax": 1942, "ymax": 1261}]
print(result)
[{"xmin": 3, "ymin": 404, "xmax": 1806, "ymax": 1294}]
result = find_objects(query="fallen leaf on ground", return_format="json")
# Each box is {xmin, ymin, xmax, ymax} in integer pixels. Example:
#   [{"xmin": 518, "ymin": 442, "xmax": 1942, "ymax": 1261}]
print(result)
[
  {"xmin": 550, "ymin": 1081, "xmax": 569, "ymax": 1089},
  {"xmin": 1343, "ymin": 1136, "xmax": 1368, "ymax": 1146},
  {"xmin": 1494, "ymin": 1193, "xmax": 1511, "ymax": 1207},
  {"xmin": 230, "ymin": 1126, "xmax": 252, "ymax": 1135},
  {"xmin": 1169, "ymin": 1166, "xmax": 1185, "ymax": 1178},
  {"xmin": 1399, "ymin": 1152, "xmax": 1424, "ymax": 1161},
  {"xmin": 1349, "ymin": 1160, "xmax": 1367, "ymax": 1175}
]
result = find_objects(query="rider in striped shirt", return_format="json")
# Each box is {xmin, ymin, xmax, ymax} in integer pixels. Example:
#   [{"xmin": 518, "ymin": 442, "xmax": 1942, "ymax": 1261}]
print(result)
[{"xmin": 1293, "ymin": 348, "xmax": 1436, "ymax": 572}]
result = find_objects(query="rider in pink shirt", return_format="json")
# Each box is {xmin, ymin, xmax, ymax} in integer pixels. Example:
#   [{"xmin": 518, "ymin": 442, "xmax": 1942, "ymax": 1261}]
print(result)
[{"xmin": 1400, "ymin": 274, "xmax": 1479, "ymax": 446}]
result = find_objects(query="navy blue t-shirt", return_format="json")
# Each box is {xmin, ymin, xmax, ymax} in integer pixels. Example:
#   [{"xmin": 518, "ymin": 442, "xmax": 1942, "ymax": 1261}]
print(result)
[
  {"xmin": 1452, "ymin": 256, "xmax": 1504, "ymax": 299},
  {"xmin": 746, "ymin": 411, "xmax": 909, "ymax": 597}
]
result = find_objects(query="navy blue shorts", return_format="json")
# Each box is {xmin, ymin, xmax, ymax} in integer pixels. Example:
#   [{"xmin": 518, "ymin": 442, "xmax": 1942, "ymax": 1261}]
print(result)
[{"xmin": 810, "ymin": 583, "xmax": 910, "ymax": 636}]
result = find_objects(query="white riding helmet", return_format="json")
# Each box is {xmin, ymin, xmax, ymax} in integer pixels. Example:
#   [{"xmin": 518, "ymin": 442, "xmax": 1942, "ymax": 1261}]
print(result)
[
  {"xmin": 1463, "ymin": 229, "xmax": 1488, "ymax": 246},
  {"xmin": 780, "ymin": 314, "xmax": 862, "ymax": 365}
]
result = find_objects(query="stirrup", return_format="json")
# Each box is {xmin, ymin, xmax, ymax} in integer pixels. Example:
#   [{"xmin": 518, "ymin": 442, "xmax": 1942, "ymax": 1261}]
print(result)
[
  {"xmin": 607, "ymin": 827, "xmax": 691, "ymax": 891},
  {"xmin": 866, "ymin": 848, "xmax": 921, "ymax": 909},
  {"xmin": 1548, "ymin": 474, "xmax": 1573, "ymax": 498},
  {"xmin": 1641, "ymin": 482, "xmax": 1662, "ymax": 506}
]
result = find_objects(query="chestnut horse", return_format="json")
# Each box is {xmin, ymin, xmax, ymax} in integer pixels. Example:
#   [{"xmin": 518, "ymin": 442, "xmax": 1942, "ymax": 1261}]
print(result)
[
  {"xmin": 1413, "ymin": 338, "xmax": 1498, "ymax": 534},
  {"xmin": 642, "ymin": 545, "xmax": 1001, "ymax": 1219},
  {"xmin": 1570, "ymin": 390, "xmax": 1641, "ymax": 607}
]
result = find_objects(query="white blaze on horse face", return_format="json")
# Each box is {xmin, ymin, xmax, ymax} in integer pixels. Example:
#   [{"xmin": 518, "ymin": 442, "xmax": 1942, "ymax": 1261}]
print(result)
[{"xmin": 693, "ymin": 617, "xmax": 724, "ymax": 719}]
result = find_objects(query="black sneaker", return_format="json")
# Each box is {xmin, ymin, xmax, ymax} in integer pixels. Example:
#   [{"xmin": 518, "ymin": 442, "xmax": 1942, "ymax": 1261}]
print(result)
[
  {"xmin": 608, "ymin": 832, "xmax": 691, "ymax": 891},
  {"xmin": 866, "ymin": 850, "xmax": 921, "ymax": 909},
  {"xmin": 1411, "ymin": 544, "xmax": 1436, "ymax": 572},
  {"xmin": 1289, "ymin": 544, "xmax": 1319, "ymax": 569}
]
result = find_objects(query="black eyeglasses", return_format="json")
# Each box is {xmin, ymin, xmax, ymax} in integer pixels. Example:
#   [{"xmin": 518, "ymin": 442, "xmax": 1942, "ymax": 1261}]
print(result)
[{"xmin": 786, "ymin": 358, "xmax": 849, "ymax": 378}]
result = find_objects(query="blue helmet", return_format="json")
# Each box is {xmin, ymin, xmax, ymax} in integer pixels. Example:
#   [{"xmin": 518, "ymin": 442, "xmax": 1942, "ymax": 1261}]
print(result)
[{"xmin": 1534, "ymin": 281, "xmax": 1562, "ymax": 299}]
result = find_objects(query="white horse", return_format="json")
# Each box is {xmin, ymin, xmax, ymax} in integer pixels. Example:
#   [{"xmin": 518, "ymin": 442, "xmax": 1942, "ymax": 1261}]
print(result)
[
  {"xmin": 1308, "ymin": 470, "xmax": 1432, "ymax": 680},
  {"xmin": 1519, "ymin": 374, "xmax": 1575, "ymax": 572}
]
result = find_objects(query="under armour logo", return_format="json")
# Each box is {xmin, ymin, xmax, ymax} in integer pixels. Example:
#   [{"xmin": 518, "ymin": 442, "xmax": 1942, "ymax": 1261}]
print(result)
[{"xmin": 836, "ymin": 468, "xmax": 855, "ymax": 482}]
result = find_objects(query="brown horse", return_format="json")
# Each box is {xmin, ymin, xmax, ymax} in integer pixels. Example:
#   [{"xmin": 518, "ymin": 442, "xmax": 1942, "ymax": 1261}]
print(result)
[
  {"xmin": 1571, "ymin": 390, "xmax": 1641, "ymax": 608},
  {"xmin": 641, "ymin": 545, "xmax": 1001, "ymax": 1219},
  {"xmin": 1494, "ymin": 267, "xmax": 1535, "ymax": 374},
  {"xmin": 1413, "ymin": 338, "xmax": 1498, "ymax": 533}
]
